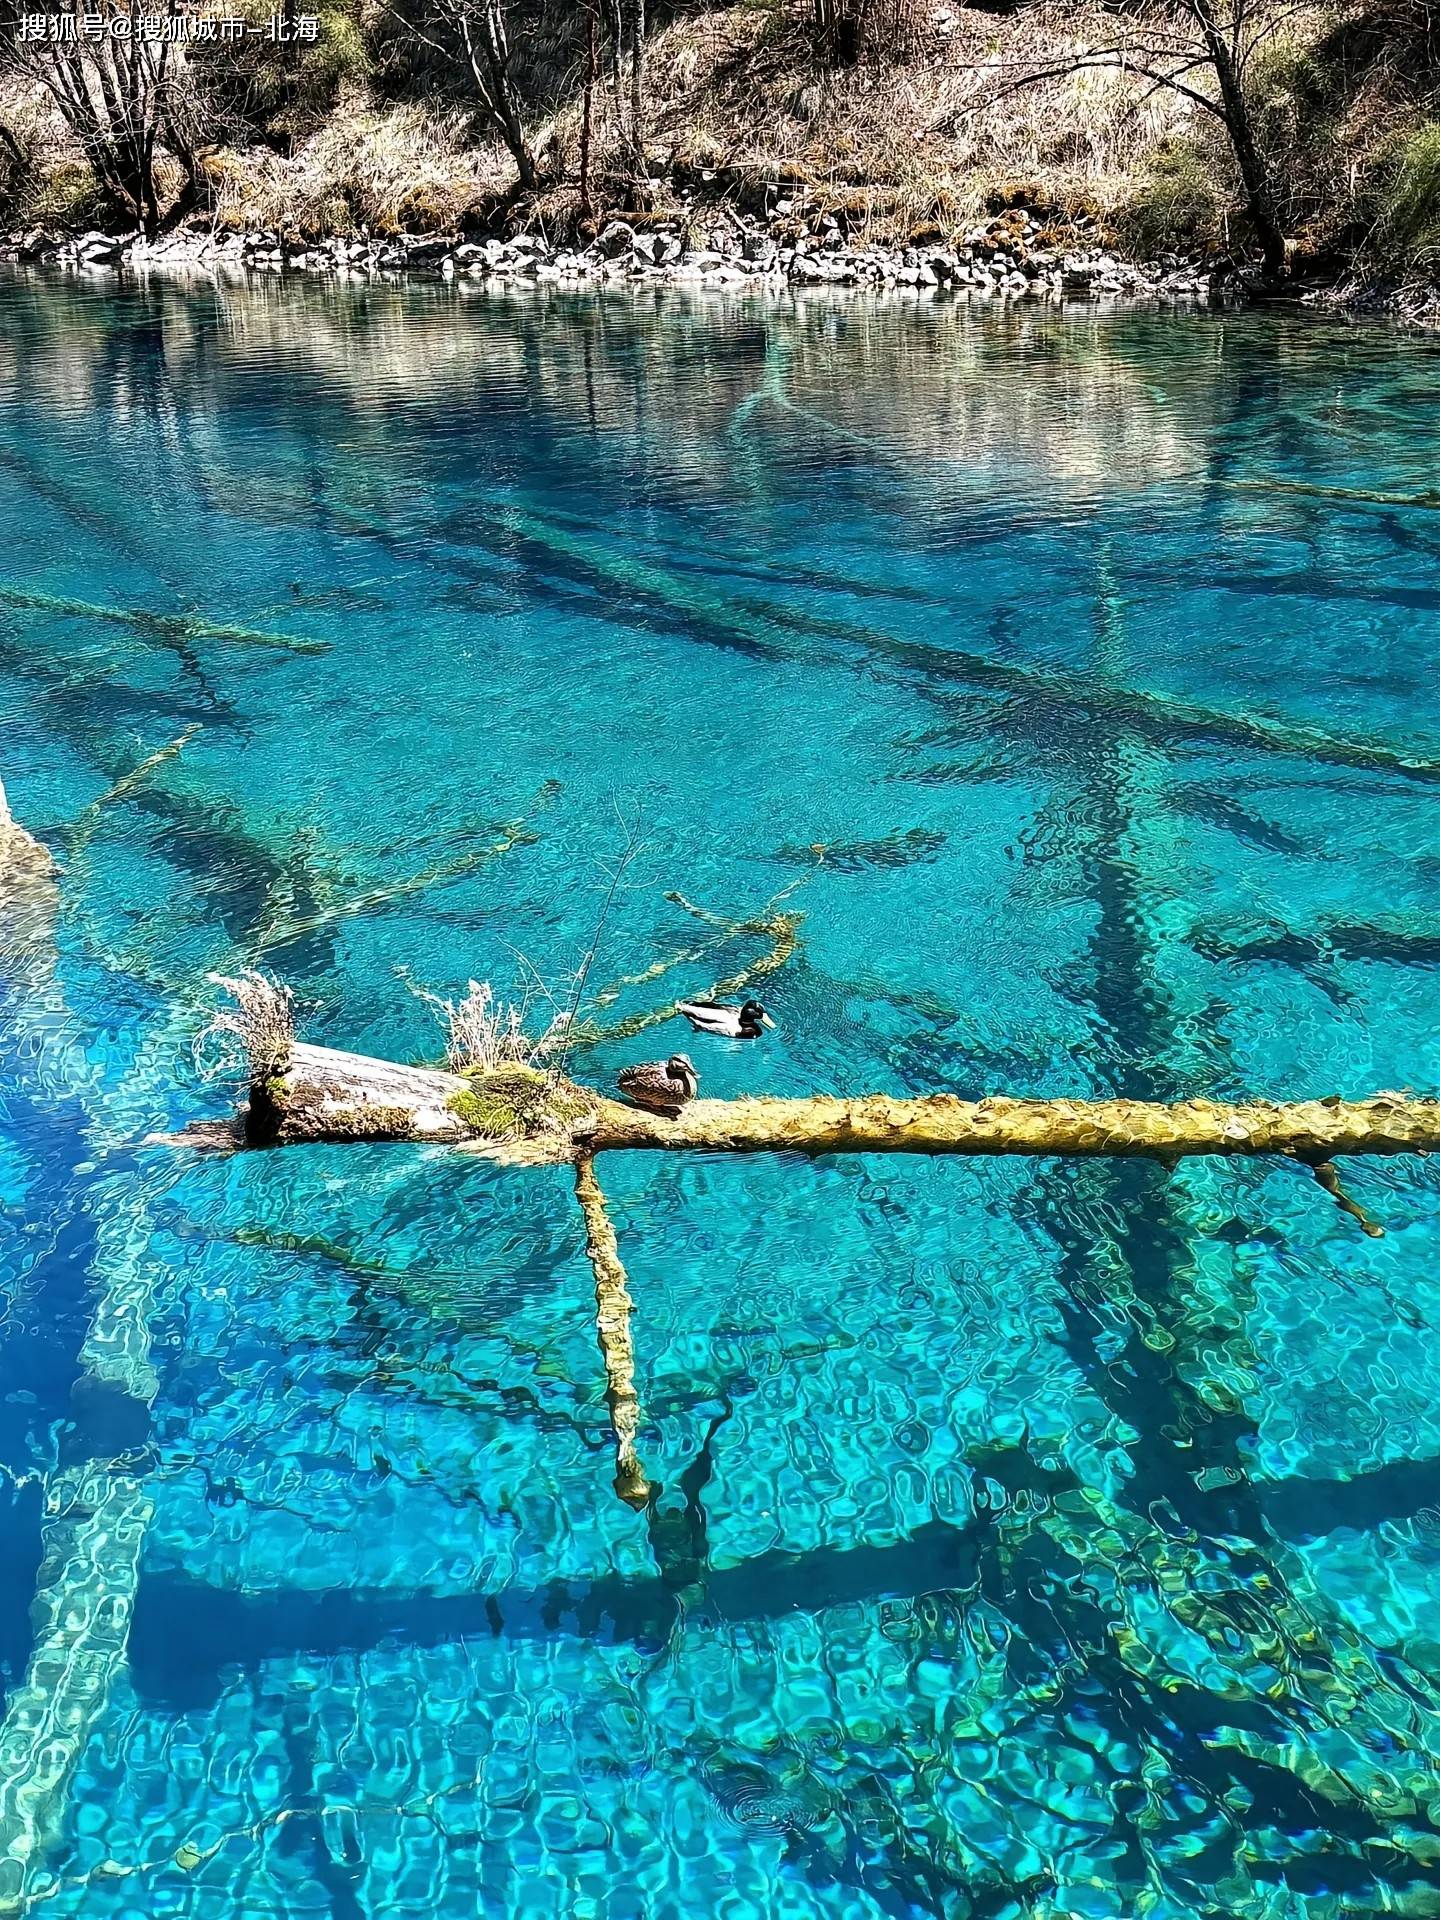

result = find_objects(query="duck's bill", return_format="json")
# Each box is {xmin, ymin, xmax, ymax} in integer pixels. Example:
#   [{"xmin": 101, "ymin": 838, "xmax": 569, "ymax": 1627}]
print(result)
[{"xmin": 760, "ymin": 1012, "xmax": 777, "ymax": 1029}]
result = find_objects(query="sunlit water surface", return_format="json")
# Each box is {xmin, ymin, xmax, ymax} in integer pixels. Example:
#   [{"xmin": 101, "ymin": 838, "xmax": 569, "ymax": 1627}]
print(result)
[{"xmin": 3, "ymin": 273, "xmax": 1440, "ymax": 1918}]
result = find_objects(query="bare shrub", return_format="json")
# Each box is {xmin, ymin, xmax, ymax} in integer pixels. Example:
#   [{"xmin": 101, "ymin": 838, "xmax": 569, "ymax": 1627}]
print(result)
[
  {"xmin": 2, "ymin": 0, "xmax": 213, "ymax": 233},
  {"xmin": 193, "ymin": 0, "xmax": 370, "ymax": 152},
  {"xmin": 378, "ymin": 0, "xmax": 540, "ymax": 189},
  {"xmin": 406, "ymin": 809, "xmax": 640, "ymax": 1082},
  {"xmin": 195, "ymin": 969, "xmax": 296, "ymax": 1082},
  {"xmin": 408, "ymin": 976, "xmax": 571, "ymax": 1073}
]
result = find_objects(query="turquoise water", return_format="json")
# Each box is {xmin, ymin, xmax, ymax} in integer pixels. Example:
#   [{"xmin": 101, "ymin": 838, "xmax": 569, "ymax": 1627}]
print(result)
[{"xmin": 4, "ymin": 273, "xmax": 1440, "ymax": 1917}]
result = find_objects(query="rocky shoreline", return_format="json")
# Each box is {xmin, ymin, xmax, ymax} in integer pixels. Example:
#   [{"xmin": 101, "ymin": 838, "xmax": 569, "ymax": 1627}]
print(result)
[
  {"xmin": 6, "ymin": 203, "xmax": 1431, "ymax": 322},
  {"xmin": 1, "ymin": 202, "xmax": 1240, "ymax": 302},
  {"xmin": 1299, "ymin": 275, "xmax": 1440, "ymax": 328}
]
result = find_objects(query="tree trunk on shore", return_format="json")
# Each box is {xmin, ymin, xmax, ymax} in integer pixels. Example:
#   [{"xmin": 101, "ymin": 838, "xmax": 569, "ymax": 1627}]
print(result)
[
  {"xmin": 579, "ymin": 4, "xmax": 598, "ymax": 221},
  {"xmin": 983, "ymin": 0, "xmax": 1290, "ymax": 284},
  {"xmin": 459, "ymin": 0, "xmax": 539, "ymax": 191},
  {"xmin": 1183, "ymin": 0, "xmax": 1287, "ymax": 281}
]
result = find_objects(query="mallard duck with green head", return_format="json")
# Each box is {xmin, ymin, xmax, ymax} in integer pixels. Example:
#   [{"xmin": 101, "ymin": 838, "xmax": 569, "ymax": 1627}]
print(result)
[{"xmin": 676, "ymin": 999, "xmax": 776, "ymax": 1040}]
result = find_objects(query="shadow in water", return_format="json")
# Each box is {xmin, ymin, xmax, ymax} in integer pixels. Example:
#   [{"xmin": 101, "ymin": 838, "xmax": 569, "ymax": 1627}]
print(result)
[{"xmin": 129, "ymin": 1517, "xmax": 984, "ymax": 1707}]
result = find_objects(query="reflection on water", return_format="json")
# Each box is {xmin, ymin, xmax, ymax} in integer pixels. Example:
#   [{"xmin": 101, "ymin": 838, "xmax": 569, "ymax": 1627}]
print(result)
[{"xmin": 3, "ymin": 271, "xmax": 1440, "ymax": 1918}]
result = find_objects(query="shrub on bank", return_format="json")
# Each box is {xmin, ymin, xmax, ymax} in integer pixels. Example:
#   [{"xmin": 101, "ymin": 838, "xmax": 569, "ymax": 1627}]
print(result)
[
  {"xmin": 193, "ymin": 0, "xmax": 372, "ymax": 151},
  {"xmin": 1368, "ymin": 120, "xmax": 1440, "ymax": 274},
  {"xmin": 1111, "ymin": 142, "xmax": 1224, "ymax": 261},
  {"xmin": 8, "ymin": 156, "xmax": 106, "ymax": 231}
]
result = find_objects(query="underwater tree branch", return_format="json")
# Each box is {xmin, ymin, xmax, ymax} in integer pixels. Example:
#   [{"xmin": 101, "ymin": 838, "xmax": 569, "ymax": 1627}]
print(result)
[
  {"xmin": 569, "ymin": 891, "xmax": 803, "ymax": 1052},
  {"xmin": 0, "ymin": 584, "xmax": 327, "ymax": 654},
  {"xmin": 573, "ymin": 1153, "xmax": 653, "ymax": 1510},
  {"xmin": 65, "ymin": 724, "xmax": 202, "ymax": 863},
  {"xmin": 487, "ymin": 502, "xmax": 1440, "ymax": 790},
  {"xmin": 1308, "ymin": 1159, "xmax": 1386, "ymax": 1238}
]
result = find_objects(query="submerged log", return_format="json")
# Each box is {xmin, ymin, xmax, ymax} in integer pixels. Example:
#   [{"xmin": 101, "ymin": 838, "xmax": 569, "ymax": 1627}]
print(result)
[
  {"xmin": 0, "ymin": 778, "xmax": 58, "ymax": 986},
  {"xmin": 490, "ymin": 502, "xmax": 1440, "ymax": 790},
  {"xmin": 180, "ymin": 1040, "xmax": 1440, "ymax": 1177},
  {"xmin": 573, "ymin": 1155, "xmax": 653, "ymax": 1509},
  {"xmin": 0, "ymin": 584, "xmax": 327, "ymax": 654}
]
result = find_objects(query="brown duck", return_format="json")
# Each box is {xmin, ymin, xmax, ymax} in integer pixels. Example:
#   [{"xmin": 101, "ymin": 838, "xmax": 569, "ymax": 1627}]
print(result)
[{"xmin": 617, "ymin": 1053, "xmax": 699, "ymax": 1116}]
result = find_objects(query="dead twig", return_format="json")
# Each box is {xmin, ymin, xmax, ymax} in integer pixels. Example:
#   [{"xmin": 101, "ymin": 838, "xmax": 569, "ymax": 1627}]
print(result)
[{"xmin": 1310, "ymin": 1160, "xmax": 1386, "ymax": 1239}]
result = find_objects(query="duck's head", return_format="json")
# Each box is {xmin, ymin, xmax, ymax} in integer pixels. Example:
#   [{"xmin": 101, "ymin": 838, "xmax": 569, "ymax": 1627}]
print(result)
[
  {"xmin": 667, "ymin": 1053, "xmax": 699, "ymax": 1097},
  {"xmin": 740, "ymin": 1001, "xmax": 777, "ymax": 1032}
]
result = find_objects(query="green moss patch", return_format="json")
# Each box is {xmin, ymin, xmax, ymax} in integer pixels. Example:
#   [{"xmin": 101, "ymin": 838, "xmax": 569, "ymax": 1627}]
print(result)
[
  {"xmin": 323, "ymin": 1104, "xmax": 416, "ymax": 1140},
  {"xmin": 447, "ymin": 1065, "xmax": 600, "ymax": 1141}
]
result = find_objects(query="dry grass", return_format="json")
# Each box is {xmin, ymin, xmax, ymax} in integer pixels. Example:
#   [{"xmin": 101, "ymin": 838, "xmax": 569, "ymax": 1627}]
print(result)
[
  {"xmin": 0, "ymin": 78, "xmax": 104, "ymax": 225},
  {"xmin": 1, "ymin": 4, "xmax": 1203, "ymax": 242},
  {"xmin": 205, "ymin": 98, "xmax": 505, "ymax": 235},
  {"xmin": 195, "ymin": 969, "xmax": 297, "ymax": 1081},
  {"xmin": 410, "ymin": 976, "xmax": 571, "ymax": 1073},
  {"xmin": 519, "ymin": 1, "xmax": 1216, "ymax": 244}
]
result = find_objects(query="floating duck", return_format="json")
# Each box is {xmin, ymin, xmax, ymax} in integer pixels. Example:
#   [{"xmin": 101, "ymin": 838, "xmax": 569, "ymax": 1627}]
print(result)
[
  {"xmin": 676, "ymin": 999, "xmax": 776, "ymax": 1040},
  {"xmin": 617, "ymin": 1053, "xmax": 699, "ymax": 1115}
]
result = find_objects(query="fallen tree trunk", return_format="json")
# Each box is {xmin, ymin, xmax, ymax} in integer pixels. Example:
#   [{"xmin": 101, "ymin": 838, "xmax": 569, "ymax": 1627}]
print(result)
[
  {"xmin": 574, "ymin": 1090, "xmax": 1440, "ymax": 1163},
  {"xmin": 0, "ymin": 584, "xmax": 327, "ymax": 655},
  {"xmin": 0, "ymin": 779, "xmax": 165, "ymax": 1915},
  {"xmin": 185, "ymin": 1040, "xmax": 1440, "ymax": 1174}
]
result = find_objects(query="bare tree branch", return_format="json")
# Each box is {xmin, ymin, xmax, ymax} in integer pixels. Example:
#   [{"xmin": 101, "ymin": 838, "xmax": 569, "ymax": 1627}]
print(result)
[
  {"xmin": 954, "ymin": 0, "xmax": 1288, "ymax": 279},
  {"xmin": 380, "ymin": 0, "xmax": 539, "ymax": 188}
]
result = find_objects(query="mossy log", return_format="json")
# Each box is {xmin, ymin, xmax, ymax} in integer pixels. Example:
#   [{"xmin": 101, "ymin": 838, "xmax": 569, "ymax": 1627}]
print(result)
[
  {"xmin": 575, "ymin": 1093, "xmax": 1440, "ymax": 1164},
  {"xmin": 183, "ymin": 1040, "xmax": 1440, "ymax": 1176}
]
